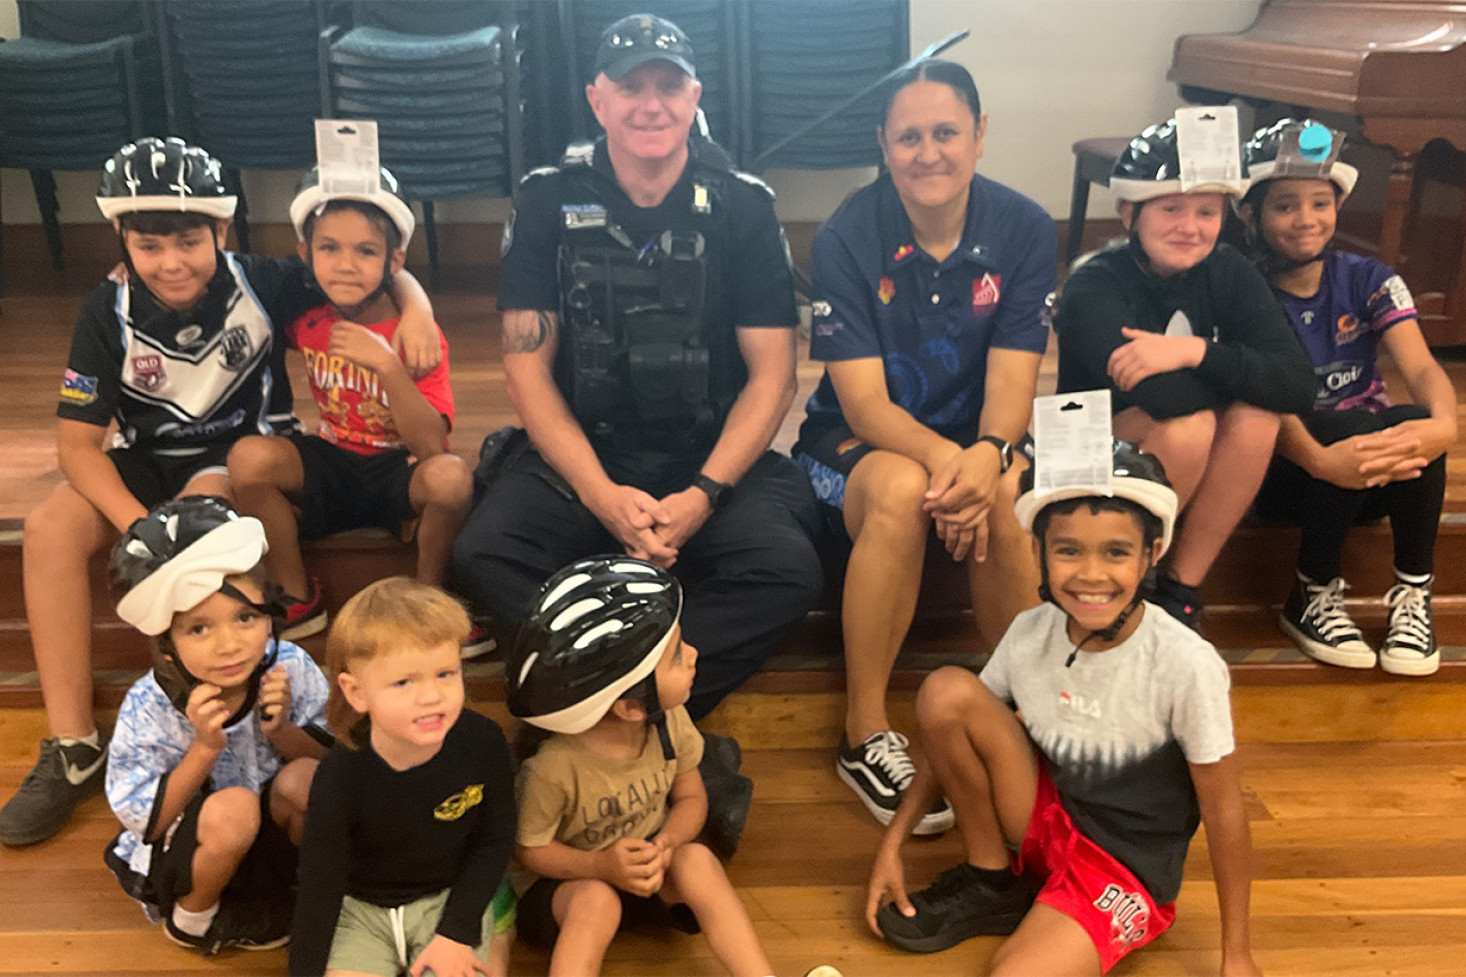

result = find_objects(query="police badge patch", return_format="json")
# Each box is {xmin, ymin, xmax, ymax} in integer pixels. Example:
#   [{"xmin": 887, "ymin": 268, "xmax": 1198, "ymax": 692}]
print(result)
[{"xmin": 562, "ymin": 203, "xmax": 608, "ymax": 229}]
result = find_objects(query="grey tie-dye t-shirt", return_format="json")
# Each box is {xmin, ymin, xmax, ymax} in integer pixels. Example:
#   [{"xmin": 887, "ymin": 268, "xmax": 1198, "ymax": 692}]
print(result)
[{"xmin": 981, "ymin": 602, "xmax": 1234, "ymax": 902}]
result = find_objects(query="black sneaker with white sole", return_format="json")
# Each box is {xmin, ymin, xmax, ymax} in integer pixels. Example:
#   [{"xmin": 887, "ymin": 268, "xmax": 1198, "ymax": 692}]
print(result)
[
  {"xmin": 1381, "ymin": 578, "xmax": 1439, "ymax": 676},
  {"xmin": 1153, "ymin": 574, "xmax": 1203, "ymax": 631},
  {"xmin": 876, "ymin": 862, "xmax": 1035, "ymax": 953},
  {"xmin": 1279, "ymin": 576, "xmax": 1375, "ymax": 669},
  {"xmin": 836, "ymin": 731, "xmax": 953, "ymax": 836},
  {"xmin": 0, "ymin": 731, "xmax": 109, "ymax": 847}
]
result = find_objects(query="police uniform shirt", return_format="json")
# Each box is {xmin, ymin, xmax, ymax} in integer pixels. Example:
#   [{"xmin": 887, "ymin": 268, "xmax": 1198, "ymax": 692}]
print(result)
[
  {"xmin": 802, "ymin": 172, "xmax": 1057, "ymax": 443},
  {"xmin": 1056, "ymin": 241, "xmax": 1315, "ymax": 420},
  {"xmin": 1271, "ymin": 250, "xmax": 1416, "ymax": 413},
  {"xmin": 58, "ymin": 253, "xmax": 313, "ymax": 455},
  {"xmin": 981, "ymin": 603, "xmax": 1235, "ymax": 904},
  {"xmin": 498, "ymin": 138, "xmax": 799, "ymax": 422}
]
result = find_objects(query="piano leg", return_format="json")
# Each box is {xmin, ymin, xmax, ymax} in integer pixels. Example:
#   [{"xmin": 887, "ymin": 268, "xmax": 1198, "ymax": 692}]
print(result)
[{"xmin": 1379, "ymin": 151, "xmax": 1416, "ymax": 270}]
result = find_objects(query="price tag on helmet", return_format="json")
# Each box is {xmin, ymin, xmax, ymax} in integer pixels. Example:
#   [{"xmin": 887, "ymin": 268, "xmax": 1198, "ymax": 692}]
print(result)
[
  {"xmin": 1175, "ymin": 106, "xmax": 1241, "ymax": 193},
  {"xmin": 315, "ymin": 119, "xmax": 381, "ymax": 197},
  {"xmin": 1032, "ymin": 390, "xmax": 1113, "ymax": 501},
  {"xmin": 1274, "ymin": 122, "xmax": 1343, "ymax": 179}
]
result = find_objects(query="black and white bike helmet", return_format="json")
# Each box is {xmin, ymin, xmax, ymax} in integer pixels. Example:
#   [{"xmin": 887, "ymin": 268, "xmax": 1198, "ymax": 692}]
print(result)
[
  {"xmin": 96, "ymin": 137, "xmax": 236, "ymax": 221},
  {"xmin": 508, "ymin": 556, "xmax": 682, "ymax": 758},
  {"xmin": 1109, "ymin": 117, "xmax": 1247, "ymax": 203},
  {"xmin": 289, "ymin": 164, "xmax": 415, "ymax": 246},
  {"xmin": 1243, "ymin": 118, "xmax": 1357, "ymax": 202}
]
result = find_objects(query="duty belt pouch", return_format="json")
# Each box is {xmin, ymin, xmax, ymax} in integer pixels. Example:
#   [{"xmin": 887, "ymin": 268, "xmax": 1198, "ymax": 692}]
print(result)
[
  {"xmin": 658, "ymin": 230, "xmax": 705, "ymax": 312},
  {"xmin": 626, "ymin": 313, "xmax": 708, "ymax": 421},
  {"xmin": 472, "ymin": 425, "xmax": 530, "ymax": 502}
]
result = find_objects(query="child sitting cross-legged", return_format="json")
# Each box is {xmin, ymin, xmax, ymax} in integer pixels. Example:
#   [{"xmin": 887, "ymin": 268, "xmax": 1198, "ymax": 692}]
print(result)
[
  {"xmin": 509, "ymin": 557, "xmax": 799, "ymax": 977},
  {"xmin": 105, "ymin": 497, "xmax": 331, "ymax": 955},
  {"xmin": 866, "ymin": 441, "xmax": 1259, "ymax": 976},
  {"xmin": 228, "ymin": 167, "xmax": 484, "ymax": 654},
  {"xmin": 290, "ymin": 577, "xmax": 517, "ymax": 977}
]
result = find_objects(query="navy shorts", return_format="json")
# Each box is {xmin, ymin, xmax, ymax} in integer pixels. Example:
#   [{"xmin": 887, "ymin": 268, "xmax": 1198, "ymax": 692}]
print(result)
[
  {"xmin": 108, "ymin": 442, "xmax": 232, "ymax": 508},
  {"xmin": 291, "ymin": 434, "xmax": 417, "ymax": 540},
  {"xmin": 515, "ymin": 875, "xmax": 699, "ymax": 949}
]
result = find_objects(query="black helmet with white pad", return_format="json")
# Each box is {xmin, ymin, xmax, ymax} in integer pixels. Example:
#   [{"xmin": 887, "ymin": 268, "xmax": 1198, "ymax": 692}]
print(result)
[{"xmin": 96, "ymin": 137, "xmax": 236, "ymax": 221}]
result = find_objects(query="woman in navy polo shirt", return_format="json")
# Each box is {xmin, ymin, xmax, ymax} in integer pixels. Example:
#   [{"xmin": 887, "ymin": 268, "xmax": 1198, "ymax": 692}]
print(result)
[{"xmin": 793, "ymin": 59, "xmax": 1057, "ymax": 834}]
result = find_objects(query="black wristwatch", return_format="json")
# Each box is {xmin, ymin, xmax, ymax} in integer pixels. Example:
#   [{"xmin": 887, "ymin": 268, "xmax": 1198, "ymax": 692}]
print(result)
[
  {"xmin": 691, "ymin": 473, "xmax": 732, "ymax": 509},
  {"xmin": 976, "ymin": 435, "xmax": 1014, "ymax": 474}
]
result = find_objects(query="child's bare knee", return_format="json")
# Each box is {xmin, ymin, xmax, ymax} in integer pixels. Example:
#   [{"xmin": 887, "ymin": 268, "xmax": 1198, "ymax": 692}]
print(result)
[
  {"xmin": 916, "ymin": 666, "xmax": 985, "ymax": 728},
  {"xmin": 197, "ymin": 787, "xmax": 260, "ymax": 852},
  {"xmin": 668, "ymin": 840, "xmax": 719, "ymax": 878},
  {"xmin": 560, "ymin": 878, "xmax": 621, "ymax": 924},
  {"xmin": 413, "ymin": 454, "xmax": 472, "ymax": 507},
  {"xmin": 226, "ymin": 435, "xmax": 289, "ymax": 486},
  {"xmin": 25, "ymin": 486, "xmax": 105, "ymax": 553},
  {"xmin": 272, "ymin": 758, "xmax": 317, "ymax": 812}
]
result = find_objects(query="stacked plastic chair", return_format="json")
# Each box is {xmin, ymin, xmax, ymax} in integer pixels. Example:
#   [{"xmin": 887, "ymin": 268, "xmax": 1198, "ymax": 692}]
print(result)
[
  {"xmin": 159, "ymin": 0, "xmax": 327, "ymax": 251},
  {"xmin": 0, "ymin": 0, "xmax": 165, "ymax": 290},
  {"xmin": 560, "ymin": 0, "xmax": 738, "ymax": 157},
  {"xmin": 743, "ymin": 0, "xmax": 906, "ymax": 170},
  {"xmin": 320, "ymin": 0, "xmax": 524, "ymax": 272}
]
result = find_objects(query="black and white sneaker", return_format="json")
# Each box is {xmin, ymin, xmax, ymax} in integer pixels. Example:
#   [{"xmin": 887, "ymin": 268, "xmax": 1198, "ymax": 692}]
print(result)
[
  {"xmin": 1381, "ymin": 577, "xmax": 1438, "ymax": 677},
  {"xmin": 836, "ymin": 731, "xmax": 953, "ymax": 836},
  {"xmin": 876, "ymin": 862, "xmax": 1035, "ymax": 953},
  {"xmin": 1153, "ymin": 574, "xmax": 1203, "ymax": 631},
  {"xmin": 0, "ymin": 731, "xmax": 109, "ymax": 847},
  {"xmin": 1279, "ymin": 576, "xmax": 1375, "ymax": 669}
]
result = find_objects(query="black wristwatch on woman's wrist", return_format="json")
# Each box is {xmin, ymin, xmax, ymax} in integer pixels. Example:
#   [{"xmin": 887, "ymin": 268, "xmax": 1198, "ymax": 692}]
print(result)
[
  {"xmin": 692, "ymin": 473, "xmax": 732, "ymax": 509},
  {"xmin": 975, "ymin": 435, "xmax": 1014, "ymax": 473}
]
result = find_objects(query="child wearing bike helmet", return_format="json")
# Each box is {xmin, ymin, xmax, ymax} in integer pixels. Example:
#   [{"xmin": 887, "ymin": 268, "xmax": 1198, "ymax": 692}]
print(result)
[
  {"xmin": 1241, "ymin": 119, "xmax": 1456, "ymax": 676},
  {"xmin": 291, "ymin": 577, "xmax": 516, "ymax": 977},
  {"xmin": 1055, "ymin": 115, "xmax": 1314, "ymax": 630},
  {"xmin": 508, "ymin": 556, "xmax": 774, "ymax": 977},
  {"xmin": 104, "ymin": 497, "xmax": 330, "ymax": 955},
  {"xmin": 866, "ymin": 440, "xmax": 1258, "ymax": 976},
  {"xmin": 227, "ymin": 164, "xmax": 480, "ymax": 652},
  {"xmin": 1, "ymin": 136, "xmax": 441, "ymax": 849}
]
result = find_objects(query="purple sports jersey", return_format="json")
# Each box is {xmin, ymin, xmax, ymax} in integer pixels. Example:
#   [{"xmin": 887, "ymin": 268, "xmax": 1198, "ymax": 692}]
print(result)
[{"xmin": 1273, "ymin": 250, "xmax": 1416, "ymax": 413}]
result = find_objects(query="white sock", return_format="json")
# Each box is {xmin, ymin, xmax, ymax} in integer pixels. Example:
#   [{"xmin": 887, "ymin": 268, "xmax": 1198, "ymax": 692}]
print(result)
[
  {"xmin": 171, "ymin": 902, "xmax": 219, "ymax": 938},
  {"xmin": 57, "ymin": 729, "xmax": 100, "ymax": 750},
  {"xmin": 1395, "ymin": 569, "xmax": 1433, "ymax": 588}
]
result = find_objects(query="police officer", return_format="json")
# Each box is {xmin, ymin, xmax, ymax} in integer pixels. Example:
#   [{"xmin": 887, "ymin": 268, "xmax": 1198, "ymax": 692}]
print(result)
[{"xmin": 454, "ymin": 14, "xmax": 822, "ymax": 725}]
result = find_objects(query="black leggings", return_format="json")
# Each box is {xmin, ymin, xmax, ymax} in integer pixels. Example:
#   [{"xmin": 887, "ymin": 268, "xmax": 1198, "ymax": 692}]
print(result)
[{"xmin": 1253, "ymin": 404, "xmax": 1445, "ymax": 581}]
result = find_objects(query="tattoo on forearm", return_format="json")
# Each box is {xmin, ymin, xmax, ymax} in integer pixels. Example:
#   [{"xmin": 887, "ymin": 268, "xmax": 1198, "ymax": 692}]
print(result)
[{"xmin": 504, "ymin": 311, "xmax": 555, "ymax": 354}]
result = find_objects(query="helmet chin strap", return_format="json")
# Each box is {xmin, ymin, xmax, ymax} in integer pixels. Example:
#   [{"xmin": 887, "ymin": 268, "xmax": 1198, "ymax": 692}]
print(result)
[{"xmin": 637, "ymin": 676, "xmax": 676, "ymax": 762}]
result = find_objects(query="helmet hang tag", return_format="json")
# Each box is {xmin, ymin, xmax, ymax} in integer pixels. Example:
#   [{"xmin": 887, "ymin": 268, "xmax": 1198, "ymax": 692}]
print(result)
[
  {"xmin": 1274, "ymin": 123, "xmax": 1344, "ymax": 179},
  {"xmin": 1031, "ymin": 390, "xmax": 1114, "ymax": 502},
  {"xmin": 315, "ymin": 119, "xmax": 382, "ymax": 198},
  {"xmin": 1174, "ymin": 105, "xmax": 1242, "ymax": 193}
]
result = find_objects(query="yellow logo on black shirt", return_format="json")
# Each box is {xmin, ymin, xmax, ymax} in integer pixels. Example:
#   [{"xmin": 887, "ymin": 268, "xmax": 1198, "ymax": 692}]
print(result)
[{"xmin": 434, "ymin": 784, "xmax": 484, "ymax": 821}]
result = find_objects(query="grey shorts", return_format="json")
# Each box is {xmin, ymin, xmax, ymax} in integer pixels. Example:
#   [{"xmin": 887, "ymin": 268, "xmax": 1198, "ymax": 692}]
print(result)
[{"xmin": 327, "ymin": 878, "xmax": 516, "ymax": 976}]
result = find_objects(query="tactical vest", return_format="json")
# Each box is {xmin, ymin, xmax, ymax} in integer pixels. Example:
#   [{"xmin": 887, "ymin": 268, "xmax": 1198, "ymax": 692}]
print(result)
[{"xmin": 555, "ymin": 139, "xmax": 732, "ymax": 448}]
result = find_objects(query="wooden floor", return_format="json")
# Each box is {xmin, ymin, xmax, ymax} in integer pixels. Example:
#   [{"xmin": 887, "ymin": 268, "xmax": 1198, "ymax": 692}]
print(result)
[{"xmin": 3, "ymin": 687, "xmax": 1466, "ymax": 977}]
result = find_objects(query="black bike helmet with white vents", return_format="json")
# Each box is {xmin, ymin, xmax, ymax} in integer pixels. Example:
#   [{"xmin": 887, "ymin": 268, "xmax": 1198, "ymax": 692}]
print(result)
[
  {"xmin": 1243, "ymin": 118, "xmax": 1357, "ymax": 202},
  {"xmin": 508, "ymin": 556, "xmax": 682, "ymax": 750},
  {"xmin": 1109, "ymin": 118, "xmax": 1247, "ymax": 203},
  {"xmin": 289, "ymin": 164, "xmax": 415, "ymax": 246},
  {"xmin": 112, "ymin": 497, "xmax": 270, "ymax": 636},
  {"xmin": 96, "ymin": 137, "xmax": 236, "ymax": 221}
]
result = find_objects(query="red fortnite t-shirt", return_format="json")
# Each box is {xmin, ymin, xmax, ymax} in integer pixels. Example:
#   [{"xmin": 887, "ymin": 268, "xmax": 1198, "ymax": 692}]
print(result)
[{"xmin": 286, "ymin": 304, "xmax": 454, "ymax": 456}]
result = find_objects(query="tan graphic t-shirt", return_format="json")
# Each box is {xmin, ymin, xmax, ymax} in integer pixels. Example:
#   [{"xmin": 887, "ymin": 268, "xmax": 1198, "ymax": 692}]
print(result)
[{"xmin": 516, "ymin": 706, "xmax": 704, "ymax": 852}]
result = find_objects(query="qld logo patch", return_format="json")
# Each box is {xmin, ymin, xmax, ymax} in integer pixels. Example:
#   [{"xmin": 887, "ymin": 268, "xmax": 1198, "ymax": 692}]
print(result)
[
  {"xmin": 60, "ymin": 369, "xmax": 99, "ymax": 406},
  {"xmin": 878, "ymin": 277, "xmax": 896, "ymax": 305},
  {"xmin": 971, "ymin": 272, "xmax": 1002, "ymax": 316},
  {"xmin": 131, "ymin": 354, "xmax": 165, "ymax": 393}
]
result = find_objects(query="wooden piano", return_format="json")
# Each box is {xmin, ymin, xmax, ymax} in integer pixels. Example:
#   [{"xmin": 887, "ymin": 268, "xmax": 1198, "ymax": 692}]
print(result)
[{"xmin": 1169, "ymin": 0, "xmax": 1466, "ymax": 344}]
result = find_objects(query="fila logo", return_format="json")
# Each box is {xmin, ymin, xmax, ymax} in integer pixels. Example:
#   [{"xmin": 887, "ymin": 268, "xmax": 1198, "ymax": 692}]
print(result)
[{"xmin": 1058, "ymin": 690, "xmax": 1102, "ymax": 718}]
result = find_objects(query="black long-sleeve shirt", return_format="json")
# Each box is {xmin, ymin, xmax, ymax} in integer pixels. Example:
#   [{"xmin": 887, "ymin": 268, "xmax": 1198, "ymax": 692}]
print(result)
[
  {"xmin": 290, "ymin": 709, "xmax": 516, "ymax": 976},
  {"xmin": 1056, "ymin": 240, "xmax": 1314, "ymax": 418}
]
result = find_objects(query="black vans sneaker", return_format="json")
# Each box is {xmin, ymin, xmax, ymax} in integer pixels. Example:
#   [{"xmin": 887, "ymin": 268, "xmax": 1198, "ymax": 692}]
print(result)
[
  {"xmin": 1153, "ymin": 574, "xmax": 1203, "ymax": 631},
  {"xmin": 876, "ymin": 863, "xmax": 1035, "ymax": 953},
  {"xmin": 1381, "ymin": 578, "xmax": 1438, "ymax": 676},
  {"xmin": 1279, "ymin": 576, "xmax": 1375, "ymax": 669},
  {"xmin": 836, "ymin": 731, "xmax": 953, "ymax": 836}
]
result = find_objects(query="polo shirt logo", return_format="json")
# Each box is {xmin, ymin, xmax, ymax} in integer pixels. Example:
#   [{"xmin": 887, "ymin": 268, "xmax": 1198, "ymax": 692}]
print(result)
[
  {"xmin": 878, "ymin": 277, "xmax": 895, "ymax": 305},
  {"xmin": 972, "ymin": 273, "xmax": 1001, "ymax": 316},
  {"xmin": 434, "ymin": 783, "xmax": 484, "ymax": 821},
  {"xmin": 892, "ymin": 243, "xmax": 915, "ymax": 262}
]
